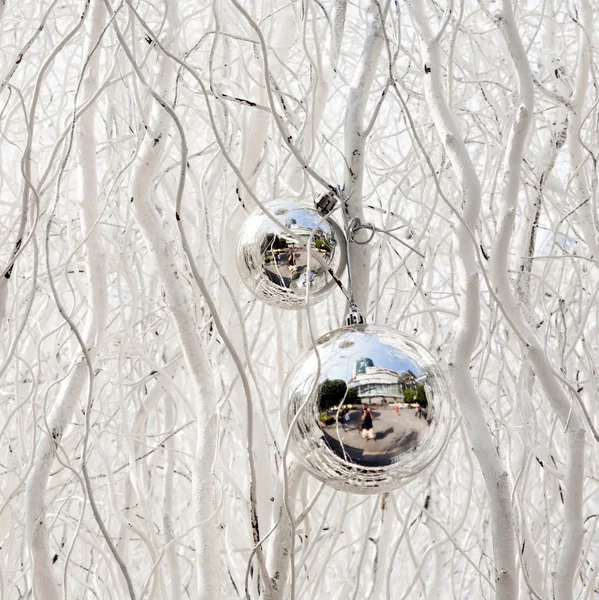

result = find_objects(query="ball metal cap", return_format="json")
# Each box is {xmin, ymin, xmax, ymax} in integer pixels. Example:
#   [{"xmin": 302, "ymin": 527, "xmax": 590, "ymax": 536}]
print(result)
[{"xmin": 314, "ymin": 190, "xmax": 339, "ymax": 216}]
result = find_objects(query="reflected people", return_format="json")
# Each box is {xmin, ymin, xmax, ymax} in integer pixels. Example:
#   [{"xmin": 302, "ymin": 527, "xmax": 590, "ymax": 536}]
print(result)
[{"xmin": 360, "ymin": 407, "xmax": 375, "ymax": 441}]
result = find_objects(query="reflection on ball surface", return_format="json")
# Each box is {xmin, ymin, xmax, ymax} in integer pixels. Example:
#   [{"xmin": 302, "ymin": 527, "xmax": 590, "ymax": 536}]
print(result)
[
  {"xmin": 282, "ymin": 325, "xmax": 451, "ymax": 493},
  {"xmin": 236, "ymin": 200, "xmax": 346, "ymax": 309}
]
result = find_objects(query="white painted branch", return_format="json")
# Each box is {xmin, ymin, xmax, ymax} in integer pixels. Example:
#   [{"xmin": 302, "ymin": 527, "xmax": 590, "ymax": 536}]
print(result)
[
  {"xmin": 110, "ymin": 3, "xmax": 221, "ymax": 597},
  {"xmin": 162, "ymin": 395, "xmax": 181, "ymax": 600},
  {"xmin": 286, "ymin": 6, "xmax": 331, "ymax": 194},
  {"xmin": 131, "ymin": 86, "xmax": 221, "ymax": 600},
  {"xmin": 24, "ymin": 2, "xmax": 107, "ymax": 597},
  {"xmin": 424, "ymin": 488, "xmax": 451, "ymax": 600},
  {"xmin": 76, "ymin": 1, "xmax": 108, "ymax": 354},
  {"xmin": 26, "ymin": 360, "xmax": 89, "ymax": 600},
  {"xmin": 329, "ymin": 0, "xmax": 348, "ymax": 71},
  {"xmin": 511, "ymin": 6, "xmax": 566, "ymax": 593},
  {"xmin": 265, "ymin": 458, "xmax": 303, "ymax": 599},
  {"xmin": 566, "ymin": 0, "xmax": 598, "ymax": 260},
  {"xmin": 366, "ymin": 494, "xmax": 395, "ymax": 600},
  {"xmin": 485, "ymin": 2, "xmax": 585, "ymax": 598},
  {"xmin": 407, "ymin": 3, "xmax": 518, "ymax": 597},
  {"xmin": 343, "ymin": 2, "xmax": 385, "ymax": 311}
]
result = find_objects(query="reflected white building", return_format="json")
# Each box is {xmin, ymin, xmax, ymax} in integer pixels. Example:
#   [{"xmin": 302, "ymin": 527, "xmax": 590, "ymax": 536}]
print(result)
[{"xmin": 348, "ymin": 357, "xmax": 422, "ymax": 404}]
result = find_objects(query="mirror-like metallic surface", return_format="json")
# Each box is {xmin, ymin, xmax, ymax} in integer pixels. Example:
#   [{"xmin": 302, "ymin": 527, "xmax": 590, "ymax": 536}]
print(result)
[
  {"xmin": 236, "ymin": 200, "xmax": 346, "ymax": 309},
  {"xmin": 282, "ymin": 325, "xmax": 451, "ymax": 493}
]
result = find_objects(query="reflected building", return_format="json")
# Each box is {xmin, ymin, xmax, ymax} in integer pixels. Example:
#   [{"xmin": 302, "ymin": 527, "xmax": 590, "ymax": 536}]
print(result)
[
  {"xmin": 348, "ymin": 357, "xmax": 423, "ymax": 404},
  {"xmin": 354, "ymin": 357, "xmax": 374, "ymax": 375}
]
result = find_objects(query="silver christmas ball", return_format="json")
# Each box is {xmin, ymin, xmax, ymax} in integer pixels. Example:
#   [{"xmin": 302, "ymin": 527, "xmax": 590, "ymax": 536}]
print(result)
[
  {"xmin": 282, "ymin": 325, "xmax": 451, "ymax": 493},
  {"xmin": 236, "ymin": 200, "xmax": 346, "ymax": 309}
]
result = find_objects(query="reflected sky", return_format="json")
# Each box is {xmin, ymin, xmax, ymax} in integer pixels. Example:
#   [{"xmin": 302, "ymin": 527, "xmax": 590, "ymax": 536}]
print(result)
[
  {"xmin": 320, "ymin": 330, "xmax": 425, "ymax": 382},
  {"xmin": 272, "ymin": 202, "xmax": 330, "ymax": 232},
  {"xmin": 287, "ymin": 327, "xmax": 430, "ymax": 403}
]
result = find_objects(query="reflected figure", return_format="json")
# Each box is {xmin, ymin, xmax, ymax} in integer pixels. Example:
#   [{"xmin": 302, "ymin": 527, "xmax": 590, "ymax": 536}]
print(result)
[
  {"xmin": 360, "ymin": 407, "xmax": 375, "ymax": 441},
  {"xmin": 237, "ymin": 200, "xmax": 346, "ymax": 309},
  {"xmin": 282, "ymin": 324, "xmax": 452, "ymax": 493},
  {"xmin": 287, "ymin": 248, "xmax": 296, "ymax": 267}
]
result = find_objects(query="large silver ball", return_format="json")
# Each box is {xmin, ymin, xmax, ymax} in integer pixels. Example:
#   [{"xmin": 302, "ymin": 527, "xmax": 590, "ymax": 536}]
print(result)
[
  {"xmin": 282, "ymin": 325, "xmax": 451, "ymax": 493},
  {"xmin": 236, "ymin": 200, "xmax": 346, "ymax": 309}
]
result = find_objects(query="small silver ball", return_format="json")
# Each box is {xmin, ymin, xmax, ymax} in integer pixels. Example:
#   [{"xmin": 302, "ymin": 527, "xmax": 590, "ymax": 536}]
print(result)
[
  {"xmin": 236, "ymin": 200, "xmax": 346, "ymax": 309},
  {"xmin": 282, "ymin": 325, "xmax": 451, "ymax": 493}
]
